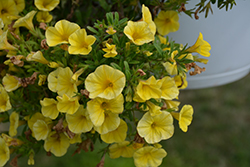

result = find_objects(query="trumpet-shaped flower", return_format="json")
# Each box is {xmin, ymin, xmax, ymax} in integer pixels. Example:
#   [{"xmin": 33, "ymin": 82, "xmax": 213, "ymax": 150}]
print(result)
[
  {"xmin": 133, "ymin": 146, "xmax": 167, "ymax": 167},
  {"xmin": 27, "ymin": 112, "xmax": 52, "ymax": 140},
  {"xmin": 9, "ymin": 112, "xmax": 19, "ymax": 137},
  {"xmin": 85, "ymin": 65, "xmax": 126, "ymax": 100},
  {"xmin": 109, "ymin": 141, "xmax": 135, "ymax": 159},
  {"xmin": 106, "ymin": 26, "xmax": 116, "ymax": 35},
  {"xmin": 36, "ymin": 11, "xmax": 53, "ymax": 23},
  {"xmin": 33, "ymin": 119, "xmax": 51, "ymax": 140},
  {"xmin": 142, "ymin": 4, "xmax": 156, "ymax": 35},
  {"xmin": 146, "ymin": 101, "xmax": 162, "ymax": 116},
  {"xmin": 165, "ymin": 100, "xmax": 180, "ymax": 111},
  {"xmin": 124, "ymin": 21, "xmax": 154, "ymax": 45},
  {"xmin": 101, "ymin": 119, "xmax": 127, "ymax": 143},
  {"xmin": 68, "ymin": 28, "xmax": 96, "ymax": 55},
  {"xmin": 157, "ymin": 76, "xmax": 179, "ymax": 100},
  {"xmin": 40, "ymin": 98, "xmax": 59, "ymax": 119},
  {"xmin": 66, "ymin": 105, "xmax": 93, "ymax": 134},
  {"xmin": 135, "ymin": 76, "xmax": 162, "ymax": 101},
  {"xmin": 48, "ymin": 67, "xmax": 78, "ymax": 97},
  {"xmin": 154, "ymin": 10, "xmax": 179, "ymax": 36},
  {"xmin": 172, "ymin": 105, "xmax": 194, "ymax": 132},
  {"xmin": 13, "ymin": 0, "xmax": 25, "ymax": 12},
  {"xmin": 2, "ymin": 74, "xmax": 21, "ymax": 92},
  {"xmin": 87, "ymin": 94, "xmax": 124, "ymax": 127},
  {"xmin": 174, "ymin": 74, "xmax": 188, "ymax": 89},
  {"xmin": 137, "ymin": 111, "xmax": 174, "ymax": 144},
  {"xmin": 186, "ymin": 32, "xmax": 211, "ymax": 57},
  {"xmin": 102, "ymin": 43, "xmax": 117, "ymax": 58},
  {"xmin": 94, "ymin": 110, "xmax": 120, "ymax": 134},
  {"xmin": 44, "ymin": 131, "xmax": 70, "ymax": 157},
  {"xmin": 1, "ymin": 133, "xmax": 23, "ymax": 147},
  {"xmin": 0, "ymin": 31, "xmax": 17, "ymax": 50},
  {"xmin": 13, "ymin": 10, "xmax": 37, "ymax": 31},
  {"xmin": 57, "ymin": 94, "xmax": 80, "ymax": 115},
  {"xmin": 0, "ymin": 84, "xmax": 12, "ymax": 112},
  {"xmin": 46, "ymin": 20, "xmax": 80, "ymax": 46},
  {"xmin": 34, "ymin": 0, "xmax": 60, "ymax": 11},
  {"xmin": 0, "ymin": 0, "xmax": 18, "ymax": 25},
  {"xmin": 0, "ymin": 137, "xmax": 10, "ymax": 167},
  {"xmin": 26, "ymin": 51, "xmax": 49, "ymax": 64}
]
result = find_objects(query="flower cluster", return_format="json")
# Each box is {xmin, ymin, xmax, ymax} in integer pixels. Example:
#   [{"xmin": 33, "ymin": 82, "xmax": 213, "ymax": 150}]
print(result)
[{"xmin": 0, "ymin": 0, "xmax": 212, "ymax": 167}]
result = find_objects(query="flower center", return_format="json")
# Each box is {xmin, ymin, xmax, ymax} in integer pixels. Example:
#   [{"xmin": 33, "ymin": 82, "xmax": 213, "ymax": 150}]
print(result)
[
  {"xmin": 107, "ymin": 82, "xmax": 113, "ymax": 88},
  {"xmin": 101, "ymin": 102, "xmax": 108, "ymax": 109},
  {"xmin": 151, "ymin": 122, "xmax": 156, "ymax": 128},
  {"xmin": 1, "ymin": 9, "xmax": 7, "ymax": 14},
  {"xmin": 165, "ymin": 18, "xmax": 171, "ymax": 24}
]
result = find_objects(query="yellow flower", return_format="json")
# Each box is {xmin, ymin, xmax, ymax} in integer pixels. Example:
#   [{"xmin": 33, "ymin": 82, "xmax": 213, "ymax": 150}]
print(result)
[
  {"xmin": 133, "ymin": 146, "xmax": 167, "ymax": 167},
  {"xmin": 124, "ymin": 21, "xmax": 154, "ymax": 45},
  {"xmin": 45, "ymin": 20, "xmax": 80, "ymax": 47},
  {"xmin": 158, "ymin": 35, "xmax": 167, "ymax": 44},
  {"xmin": 135, "ymin": 76, "xmax": 162, "ymax": 101},
  {"xmin": 68, "ymin": 28, "xmax": 96, "ymax": 55},
  {"xmin": 34, "ymin": 0, "xmax": 60, "ymax": 11},
  {"xmin": 102, "ymin": 43, "xmax": 117, "ymax": 58},
  {"xmin": 9, "ymin": 112, "xmax": 19, "ymax": 137},
  {"xmin": 193, "ymin": 56, "xmax": 209, "ymax": 64},
  {"xmin": 26, "ymin": 51, "xmax": 49, "ymax": 64},
  {"xmin": 137, "ymin": 111, "xmax": 174, "ymax": 144},
  {"xmin": 186, "ymin": 32, "xmax": 211, "ymax": 57},
  {"xmin": 0, "ymin": 84, "xmax": 12, "ymax": 112},
  {"xmin": 1, "ymin": 133, "xmax": 23, "ymax": 146},
  {"xmin": 0, "ymin": 0, "xmax": 18, "ymax": 25},
  {"xmin": 44, "ymin": 131, "xmax": 70, "ymax": 157},
  {"xmin": 33, "ymin": 119, "xmax": 51, "ymax": 140},
  {"xmin": 101, "ymin": 119, "xmax": 127, "ymax": 144},
  {"xmin": 87, "ymin": 94, "xmax": 124, "ymax": 127},
  {"xmin": 36, "ymin": 11, "xmax": 52, "ymax": 23},
  {"xmin": 47, "ymin": 67, "xmax": 59, "ymax": 92},
  {"xmin": 13, "ymin": 10, "xmax": 37, "ymax": 31},
  {"xmin": 28, "ymin": 151, "xmax": 35, "ymax": 165},
  {"xmin": 0, "ymin": 30, "xmax": 17, "ymax": 50},
  {"xmin": 0, "ymin": 137, "xmax": 10, "ymax": 167},
  {"xmin": 142, "ymin": 4, "xmax": 156, "ymax": 35},
  {"xmin": 48, "ymin": 67, "xmax": 78, "ymax": 97},
  {"xmin": 40, "ymin": 98, "xmax": 59, "ymax": 119},
  {"xmin": 109, "ymin": 141, "xmax": 135, "ymax": 159},
  {"xmin": 172, "ymin": 105, "xmax": 194, "ymax": 132},
  {"xmin": 106, "ymin": 26, "xmax": 116, "ymax": 35},
  {"xmin": 13, "ymin": 0, "xmax": 25, "ymax": 12},
  {"xmin": 174, "ymin": 74, "xmax": 188, "ymax": 89},
  {"xmin": 65, "ymin": 105, "xmax": 93, "ymax": 134},
  {"xmin": 56, "ymin": 94, "xmax": 80, "ymax": 115},
  {"xmin": 162, "ymin": 50, "xmax": 178, "ymax": 76},
  {"xmin": 157, "ymin": 76, "xmax": 179, "ymax": 100},
  {"xmin": 154, "ymin": 10, "xmax": 179, "ymax": 36},
  {"xmin": 2, "ymin": 74, "xmax": 21, "ymax": 92},
  {"xmin": 165, "ymin": 100, "xmax": 180, "ymax": 111},
  {"xmin": 94, "ymin": 110, "xmax": 120, "ymax": 135},
  {"xmin": 146, "ymin": 101, "xmax": 162, "ymax": 116},
  {"xmin": 38, "ymin": 74, "xmax": 47, "ymax": 86},
  {"xmin": 27, "ymin": 112, "xmax": 52, "ymax": 140},
  {"xmin": 85, "ymin": 65, "xmax": 126, "ymax": 100}
]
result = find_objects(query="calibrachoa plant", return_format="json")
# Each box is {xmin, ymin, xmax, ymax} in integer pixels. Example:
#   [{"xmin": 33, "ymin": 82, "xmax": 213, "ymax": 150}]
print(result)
[{"xmin": 0, "ymin": 0, "xmax": 235, "ymax": 167}]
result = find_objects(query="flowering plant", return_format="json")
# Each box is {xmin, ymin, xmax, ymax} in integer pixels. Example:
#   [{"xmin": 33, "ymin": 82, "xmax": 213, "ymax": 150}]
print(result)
[{"xmin": 0, "ymin": 0, "xmax": 235, "ymax": 166}]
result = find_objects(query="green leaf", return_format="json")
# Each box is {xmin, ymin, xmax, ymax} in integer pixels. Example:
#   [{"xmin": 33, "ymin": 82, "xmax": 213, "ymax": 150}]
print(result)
[
  {"xmin": 110, "ymin": 62, "xmax": 122, "ymax": 71},
  {"xmin": 87, "ymin": 26, "xmax": 98, "ymax": 34}
]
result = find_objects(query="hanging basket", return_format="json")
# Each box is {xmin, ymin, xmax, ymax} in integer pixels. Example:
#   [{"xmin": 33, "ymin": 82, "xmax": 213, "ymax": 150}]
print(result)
[{"xmin": 168, "ymin": 1, "xmax": 250, "ymax": 89}]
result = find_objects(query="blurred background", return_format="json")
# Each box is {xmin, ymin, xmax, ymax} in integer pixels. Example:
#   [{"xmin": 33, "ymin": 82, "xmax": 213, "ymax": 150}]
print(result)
[{"xmin": 3, "ymin": 73, "xmax": 250, "ymax": 167}]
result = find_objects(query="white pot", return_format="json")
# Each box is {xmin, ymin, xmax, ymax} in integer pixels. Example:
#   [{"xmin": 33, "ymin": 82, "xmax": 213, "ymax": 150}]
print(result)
[{"xmin": 167, "ymin": 1, "xmax": 250, "ymax": 89}]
